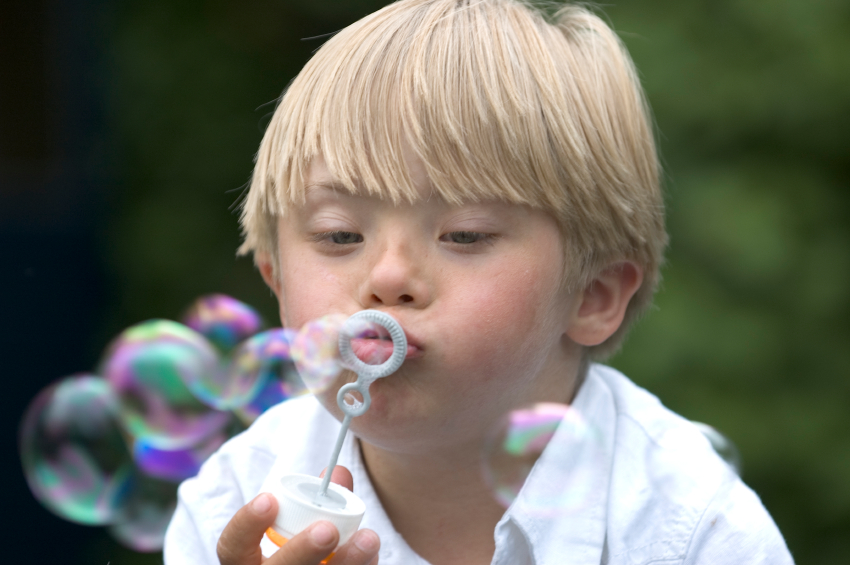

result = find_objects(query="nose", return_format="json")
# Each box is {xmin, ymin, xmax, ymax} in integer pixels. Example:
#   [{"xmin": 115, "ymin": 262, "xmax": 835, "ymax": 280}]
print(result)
[{"xmin": 360, "ymin": 241, "xmax": 432, "ymax": 309}]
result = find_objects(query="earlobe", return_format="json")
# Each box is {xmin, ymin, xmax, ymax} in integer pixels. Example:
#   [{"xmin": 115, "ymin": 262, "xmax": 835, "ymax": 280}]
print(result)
[
  {"xmin": 257, "ymin": 255, "xmax": 281, "ymax": 298},
  {"xmin": 566, "ymin": 261, "xmax": 643, "ymax": 347}
]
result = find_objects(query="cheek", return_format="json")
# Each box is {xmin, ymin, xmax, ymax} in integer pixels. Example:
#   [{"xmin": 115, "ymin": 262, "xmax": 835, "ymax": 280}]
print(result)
[
  {"xmin": 279, "ymin": 254, "xmax": 346, "ymax": 327},
  {"xmin": 446, "ymin": 264, "xmax": 563, "ymax": 374}
]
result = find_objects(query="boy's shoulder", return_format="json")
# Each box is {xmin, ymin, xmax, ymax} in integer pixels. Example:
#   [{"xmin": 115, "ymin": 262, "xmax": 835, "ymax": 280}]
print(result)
[{"xmin": 589, "ymin": 364, "xmax": 793, "ymax": 564}]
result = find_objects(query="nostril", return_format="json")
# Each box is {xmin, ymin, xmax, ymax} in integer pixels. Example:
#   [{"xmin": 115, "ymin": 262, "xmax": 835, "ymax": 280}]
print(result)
[
  {"xmin": 399, "ymin": 294, "xmax": 413, "ymax": 303},
  {"xmin": 371, "ymin": 294, "xmax": 383, "ymax": 304}
]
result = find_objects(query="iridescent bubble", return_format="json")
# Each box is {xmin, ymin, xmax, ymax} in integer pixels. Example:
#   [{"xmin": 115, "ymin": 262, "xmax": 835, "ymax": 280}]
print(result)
[
  {"xmin": 132, "ymin": 429, "xmax": 227, "ymax": 483},
  {"xmin": 233, "ymin": 329, "xmax": 309, "ymax": 423},
  {"xmin": 182, "ymin": 294, "xmax": 263, "ymax": 353},
  {"xmin": 101, "ymin": 319, "xmax": 230, "ymax": 449},
  {"xmin": 109, "ymin": 474, "xmax": 178, "ymax": 552},
  {"xmin": 184, "ymin": 328, "xmax": 305, "ymax": 411},
  {"xmin": 19, "ymin": 375, "xmax": 133, "ymax": 525},
  {"xmin": 482, "ymin": 403, "xmax": 603, "ymax": 516},
  {"xmin": 290, "ymin": 314, "xmax": 348, "ymax": 392},
  {"xmin": 692, "ymin": 421, "xmax": 743, "ymax": 475}
]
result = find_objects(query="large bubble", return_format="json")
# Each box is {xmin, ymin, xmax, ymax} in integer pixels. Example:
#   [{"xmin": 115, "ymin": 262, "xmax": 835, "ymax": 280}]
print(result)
[
  {"xmin": 482, "ymin": 403, "xmax": 602, "ymax": 516},
  {"xmin": 101, "ymin": 319, "xmax": 230, "ymax": 449},
  {"xmin": 19, "ymin": 375, "xmax": 134, "ymax": 525},
  {"xmin": 108, "ymin": 474, "xmax": 178, "ymax": 552},
  {"xmin": 233, "ymin": 328, "xmax": 309, "ymax": 423},
  {"xmin": 182, "ymin": 294, "xmax": 263, "ymax": 353},
  {"xmin": 290, "ymin": 315, "xmax": 348, "ymax": 392}
]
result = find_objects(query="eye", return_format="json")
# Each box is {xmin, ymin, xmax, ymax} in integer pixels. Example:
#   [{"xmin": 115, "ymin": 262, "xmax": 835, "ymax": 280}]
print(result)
[
  {"xmin": 442, "ymin": 231, "xmax": 488, "ymax": 244},
  {"xmin": 312, "ymin": 231, "xmax": 364, "ymax": 245},
  {"xmin": 328, "ymin": 231, "xmax": 363, "ymax": 244}
]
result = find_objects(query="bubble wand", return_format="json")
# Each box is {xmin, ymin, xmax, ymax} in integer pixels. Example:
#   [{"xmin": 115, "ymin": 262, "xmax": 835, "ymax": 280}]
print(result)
[{"xmin": 265, "ymin": 310, "xmax": 407, "ymax": 550}]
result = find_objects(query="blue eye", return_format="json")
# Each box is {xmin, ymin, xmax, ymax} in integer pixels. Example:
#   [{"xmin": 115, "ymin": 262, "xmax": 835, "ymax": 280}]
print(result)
[
  {"xmin": 328, "ymin": 231, "xmax": 363, "ymax": 244},
  {"xmin": 445, "ymin": 231, "xmax": 485, "ymax": 244}
]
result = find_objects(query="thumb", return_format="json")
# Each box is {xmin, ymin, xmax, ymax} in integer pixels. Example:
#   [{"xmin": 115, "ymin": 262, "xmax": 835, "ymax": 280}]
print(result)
[
  {"xmin": 217, "ymin": 493, "xmax": 278, "ymax": 565},
  {"xmin": 319, "ymin": 465, "xmax": 354, "ymax": 491}
]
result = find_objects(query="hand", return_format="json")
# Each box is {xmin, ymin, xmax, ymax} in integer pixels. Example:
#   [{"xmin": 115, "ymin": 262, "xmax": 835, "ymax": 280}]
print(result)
[{"xmin": 217, "ymin": 466, "xmax": 380, "ymax": 565}]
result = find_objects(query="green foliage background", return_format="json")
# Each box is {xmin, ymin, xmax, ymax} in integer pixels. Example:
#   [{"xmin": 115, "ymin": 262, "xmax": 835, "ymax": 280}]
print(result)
[{"xmin": 89, "ymin": 0, "xmax": 849, "ymax": 562}]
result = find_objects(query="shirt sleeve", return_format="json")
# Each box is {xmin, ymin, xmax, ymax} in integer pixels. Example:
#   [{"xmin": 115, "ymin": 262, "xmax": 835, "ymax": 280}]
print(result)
[
  {"xmin": 163, "ymin": 422, "xmax": 278, "ymax": 565},
  {"xmin": 684, "ymin": 476, "xmax": 795, "ymax": 565}
]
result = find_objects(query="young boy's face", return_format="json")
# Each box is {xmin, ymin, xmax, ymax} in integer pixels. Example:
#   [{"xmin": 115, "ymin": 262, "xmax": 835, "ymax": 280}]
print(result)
[{"xmin": 266, "ymin": 154, "xmax": 584, "ymax": 454}]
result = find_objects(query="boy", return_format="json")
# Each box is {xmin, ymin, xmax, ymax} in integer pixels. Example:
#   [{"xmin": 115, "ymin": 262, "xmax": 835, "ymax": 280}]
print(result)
[{"xmin": 164, "ymin": 0, "xmax": 793, "ymax": 563}]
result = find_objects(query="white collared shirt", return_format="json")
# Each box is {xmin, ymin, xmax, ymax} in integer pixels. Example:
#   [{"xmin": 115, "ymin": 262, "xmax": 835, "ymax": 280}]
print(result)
[{"xmin": 164, "ymin": 364, "xmax": 794, "ymax": 564}]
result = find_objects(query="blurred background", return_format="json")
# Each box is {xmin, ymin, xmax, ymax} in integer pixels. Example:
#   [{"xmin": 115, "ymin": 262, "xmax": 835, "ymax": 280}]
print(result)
[{"xmin": 2, "ymin": 0, "xmax": 848, "ymax": 563}]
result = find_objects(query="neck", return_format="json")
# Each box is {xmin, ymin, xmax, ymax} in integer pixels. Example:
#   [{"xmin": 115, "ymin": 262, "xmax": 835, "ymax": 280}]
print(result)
[{"xmin": 360, "ymin": 437, "xmax": 506, "ymax": 565}]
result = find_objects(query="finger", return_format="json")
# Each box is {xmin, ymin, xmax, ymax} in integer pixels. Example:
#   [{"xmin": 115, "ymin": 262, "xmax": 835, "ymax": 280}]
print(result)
[
  {"xmin": 218, "ymin": 493, "xmax": 279, "ymax": 565},
  {"xmin": 326, "ymin": 528, "xmax": 380, "ymax": 565},
  {"xmin": 266, "ymin": 520, "xmax": 339, "ymax": 565},
  {"xmin": 319, "ymin": 465, "xmax": 354, "ymax": 491}
]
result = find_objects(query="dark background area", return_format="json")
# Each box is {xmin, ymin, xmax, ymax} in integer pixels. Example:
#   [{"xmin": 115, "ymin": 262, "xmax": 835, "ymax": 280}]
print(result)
[{"xmin": 2, "ymin": 0, "xmax": 848, "ymax": 563}]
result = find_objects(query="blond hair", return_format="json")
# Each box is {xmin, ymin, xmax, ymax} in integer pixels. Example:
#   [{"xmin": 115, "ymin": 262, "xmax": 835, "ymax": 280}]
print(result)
[{"xmin": 239, "ymin": 0, "xmax": 667, "ymax": 359}]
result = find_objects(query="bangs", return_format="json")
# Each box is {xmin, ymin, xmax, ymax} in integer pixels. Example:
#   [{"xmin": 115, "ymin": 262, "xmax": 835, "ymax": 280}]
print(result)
[{"xmin": 244, "ymin": 0, "xmax": 586, "ymax": 239}]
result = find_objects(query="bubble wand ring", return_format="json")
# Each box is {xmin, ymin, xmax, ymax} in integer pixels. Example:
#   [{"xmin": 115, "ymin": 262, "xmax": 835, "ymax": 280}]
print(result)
[{"xmin": 315, "ymin": 310, "xmax": 407, "ymax": 501}]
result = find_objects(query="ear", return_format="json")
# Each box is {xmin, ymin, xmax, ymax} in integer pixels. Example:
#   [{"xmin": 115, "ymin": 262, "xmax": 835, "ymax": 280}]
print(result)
[
  {"xmin": 257, "ymin": 254, "xmax": 281, "ymax": 298},
  {"xmin": 566, "ymin": 261, "xmax": 643, "ymax": 347}
]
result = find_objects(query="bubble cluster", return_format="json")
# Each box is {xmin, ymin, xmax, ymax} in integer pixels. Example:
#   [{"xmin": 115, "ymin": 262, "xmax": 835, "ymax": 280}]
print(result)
[
  {"xmin": 19, "ymin": 375, "xmax": 133, "ymax": 525},
  {"xmin": 182, "ymin": 294, "xmax": 263, "ymax": 353},
  {"xmin": 101, "ymin": 320, "xmax": 230, "ymax": 448},
  {"xmin": 482, "ymin": 403, "xmax": 602, "ymax": 515},
  {"xmin": 233, "ymin": 329, "xmax": 308, "ymax": 423},
  {"xmin": 20, "ymin": 296, "xmax": 397, "ymax": 553}
]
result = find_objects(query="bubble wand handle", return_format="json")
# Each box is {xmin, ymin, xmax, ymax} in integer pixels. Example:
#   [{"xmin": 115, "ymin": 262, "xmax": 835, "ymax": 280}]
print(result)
[{"xmin": 315, "ymin": 310, "xmax": 407, "ymax": 501}]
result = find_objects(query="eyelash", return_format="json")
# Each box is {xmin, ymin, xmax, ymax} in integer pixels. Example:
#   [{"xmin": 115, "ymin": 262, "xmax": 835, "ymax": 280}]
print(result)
[
  {"xmin": 440, "ymin": 231, "xmax": 493, "ymax": 245},
  {"xmin": 311, "ymin": 231, "xmax": 364, "ymax": 245},
  {"xmin": 310, "ymin": 230, "xmax": 496, "ymax": 249}
]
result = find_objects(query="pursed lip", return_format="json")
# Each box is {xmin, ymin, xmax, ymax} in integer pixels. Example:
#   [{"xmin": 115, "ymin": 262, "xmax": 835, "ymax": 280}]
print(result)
[
  {"xmin": 343, "ymin": 311, "xmax": 425, "ymax": 361},
  {"xmin": 350, "ymin": 329, "xmax": 423, "ymax": 361}
]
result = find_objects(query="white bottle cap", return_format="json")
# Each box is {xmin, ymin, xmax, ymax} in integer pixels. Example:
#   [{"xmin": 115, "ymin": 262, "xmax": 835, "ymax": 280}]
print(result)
[{"xmin": 268, "ymin": 473, "xmax": 366, "ymax": 547}]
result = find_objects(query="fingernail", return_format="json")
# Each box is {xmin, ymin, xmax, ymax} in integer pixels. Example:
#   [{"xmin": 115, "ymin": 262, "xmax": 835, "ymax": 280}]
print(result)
[
  {"xmin": 309, "ymin": 522, "xmax": 335, "ymax": 546},
  {"xmin": 252, "ymin": 493, "xmax": 272, "ymax": 514},
  {"xmin": 354, "ymin": 531, "xmax": 379, "ymax": 553}
]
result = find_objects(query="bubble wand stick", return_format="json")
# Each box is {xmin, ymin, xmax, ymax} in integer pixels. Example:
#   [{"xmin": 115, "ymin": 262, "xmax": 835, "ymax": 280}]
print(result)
[
  {"xmin": 315, "ymin": 310, "xmax": 407, "ymax": 502},
  {"xmin": 265, "ymin": 310, "xmax": 407, "ymax": 550}
]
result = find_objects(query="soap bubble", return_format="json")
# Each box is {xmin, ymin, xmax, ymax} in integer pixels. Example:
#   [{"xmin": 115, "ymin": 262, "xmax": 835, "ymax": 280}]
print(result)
[
  {"xmin": 233, "ymin": 329, "xmax": 309, "ymax": 423},
  {"xmin": 132, "ymin": 429, "xmax": 227, "ymax": 483},
  {"xmin": 182, "ymin": 294, "xmax": 263, "ymax": 353},
  {"xmin": 482, "ymin": 403, "xmax": 603, "ymax": 516},
  {"xmin": 692, "ymin": 421, "xmax": 743, "ymax": 475},
  {"xmin": 185, "ymin": 328, "xmax": 304, "ymax": 411},
  {"xmin": 19, "ymin": 375, "xmax": 133, "ymax": 525},
  {"xmin": 341, "ymin": 317, "xmax": 393, "ymax": 366},
  {"xmin": 101, "ymin": 319, "xmax": 230, "ymax": 449},
  {"xmin": 291, "ymin": 315, "xmax": 348, "ymax": 392},
  {"xmin": 109, "ymin": 474, "xmax": 178, "ymax": 552}
]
